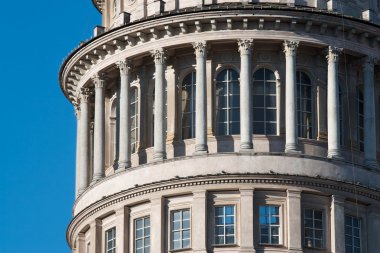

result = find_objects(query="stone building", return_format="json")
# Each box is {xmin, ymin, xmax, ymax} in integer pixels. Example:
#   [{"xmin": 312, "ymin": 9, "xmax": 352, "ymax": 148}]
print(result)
[{"xmin": 59, "ymin": 1, "xmax": 380, "ymax": 252}]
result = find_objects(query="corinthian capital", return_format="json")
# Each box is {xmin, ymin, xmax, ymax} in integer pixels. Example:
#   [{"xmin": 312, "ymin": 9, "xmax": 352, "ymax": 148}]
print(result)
[
  {"xmin": 326, "ymin": 46, "xmax": 342, "ymax": 64},
  {"xmin": 283, "ymin": 40, "xmax": 299, "ymax": 57},
  {"xmin": 363, "ymin": 56, "xmax": 375, "ymax": 72},
  {"xmin": 237, "ymin": 39, "xmax": 254, "ymax": 55},
  {"xmin": 192, "ymin": 41, "xmax": 207, "ymax": 58},
  {"xmin": 80, "ymin": 87, "xmax": 91, "ymax": 103},
  {"xmin": 116, "ymin": 59, "xmax": 132, "ymax": 75},
  {"xmin": 91, "ymin": 73, "xmax": 106, "ymax": 88},
  {"xmin": 151, "ymin": 48, "xmax": 167, "ymax": 64}
]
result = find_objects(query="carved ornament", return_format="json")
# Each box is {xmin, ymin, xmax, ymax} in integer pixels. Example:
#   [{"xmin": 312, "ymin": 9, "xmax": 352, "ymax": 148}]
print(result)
[
  {"xmin": 151, "ymin": 48, "xmax": 167, "ymax": 64},
  {"xmin": 192, "ymin": 41, "xmax": 207, "ymax": 58},
  {"xmin": 237, "ymin": 39, "xmax": 254, "ymax": 55},
  {"xmin": 283, "ymin": 40, "xmax": 299, "ymax": 57},
  {"xmin": 326, "ymin": 46, "xmax": 342, "ymax": 64}
]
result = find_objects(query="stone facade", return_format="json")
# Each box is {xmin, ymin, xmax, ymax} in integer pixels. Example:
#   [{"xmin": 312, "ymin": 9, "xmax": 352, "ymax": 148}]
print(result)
[{"xmin": 60, "ymin": 1, "xmax": 380, "ymax": 253}]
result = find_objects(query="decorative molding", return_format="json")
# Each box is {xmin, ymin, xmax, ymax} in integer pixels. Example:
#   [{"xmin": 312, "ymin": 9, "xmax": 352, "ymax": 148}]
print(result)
[
  {"xmin": 116, "ymin": 60, "xmax": 132, "ymax": 75},
  {"xmin": 237, "ymin": 39, "xmax": 254, "ymax": 55},
  {"xmin": 79, "ymin": 88, "xmax": 91, "ymax": 103},
  {"xmin": 283, "ymin": 40, "xmax": 299, "ymax": 57},
  {"xmin": 151, "ymin": 48, "xmax": 167, "ymax": 65},
  {"xmin": 193, "ymin": 41, "xmax": 207, "ymax": 58}
]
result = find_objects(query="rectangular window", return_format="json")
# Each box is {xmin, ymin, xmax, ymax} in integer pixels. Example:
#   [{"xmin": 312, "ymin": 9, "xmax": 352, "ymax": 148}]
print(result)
[
  {"xmin": 214, "ymin": 205, "xmax": 235, "ymax": 245},
  {"xmin": 135, "ymin": 217, "xmax": 150, "ymax": 253},
  {"xmin": 304, "ymin": 209, "xmax": 324, "ymax": 249},
  {"xmin": 345, "ymin": 215, "xmax": 361, "ymax": 253},
  {"xmin": 259, "ymin": 205, "xmax": 280, "ymax": 245},
  {"xmin": 171, "ymin": 209, "xmax": 191, "ymax": 250},
  {"xmin": 105, "ymin": 227, "xmax": 116, "ymax": 253}
]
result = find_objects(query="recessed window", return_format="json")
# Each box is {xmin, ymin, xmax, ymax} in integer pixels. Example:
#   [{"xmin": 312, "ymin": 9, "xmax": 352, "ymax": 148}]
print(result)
[
  {"xmin": 214, "ymin": 205, "xmax": 236, "ymax": 245},
  {"xmin": 181, "ymin": 72, "xmax": 196, "ymax": 139},
  {"xmin": 215, "ymin": 68, "xmax": 240, "ymax": 136},
  {"xmin": 259, "ymin": 205, "xmax": 280, "ymax": 245},
  {"xmin": 345, "ymin": 215, "xmax": 361, "ymax": 253},
  {"xmin": 171, "ymin": 209, "xmax": 191, "ymax": 250},
  {"xmin": 357, "ymin": 88, "xmax": 364, "ymax": 152},
  {"xmin": 131, "ymin": 88, "xmax": 139, "ymax": 153},
  {"xmin": 296, "ymin": 71, "xmax": 313, "ymax": 139},
  {"xmin": 304, "ymin": 209, "xmax": 324, "ymax": 249},
  {"xmin": 252, "ymin": 68, "xmax": 277, "ymax": 135},
  {"xmin": 105, "ymin": 227, "xmax": 116, "ymax": 253},
  {"xmin": 135, "ymin": 217, "xmax": 150, "ymax": 253}
]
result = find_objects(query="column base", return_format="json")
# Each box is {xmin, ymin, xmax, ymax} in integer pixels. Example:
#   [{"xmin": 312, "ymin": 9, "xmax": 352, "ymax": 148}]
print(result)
[
  {"xmin": 116, "ymin": 161, "xmax": 131, "ymax": 172},
  {"xmin": 364, "ymin": 159, "xmax": 379, "ymax": 170},
  {"xmin": 194, "ymin": 144, "xmax": 208, "ymax": 156},
  {"xmin": 285, "ymin": 143, "xmax": 300, "ymax": 154},
  {"xmin": 240, "ymin": 142, "xmax": 253, "ymax": 151},
  {"xmin": 327, "ymin": 149, "xmax": 343, "ymax": 160},
  {"xmin": 153, "ymin": 151, "xmax": 166, "ymax": 161}
]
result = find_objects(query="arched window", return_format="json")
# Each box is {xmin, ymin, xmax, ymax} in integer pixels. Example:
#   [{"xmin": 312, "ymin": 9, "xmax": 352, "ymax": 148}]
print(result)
[
  {"xmin": 130, "ymin": 88, "xmax": 139, "ymax": 154},
  {"xmin": 181, "ymin": 71, "xmax": 196, "ymax": 140},
  {"xmin": 296, "ymin": 71, "xmax": 313, "ymax": 139},
  {"xmin": 215, "ymin": 68, "xmax": 240, "ymax": 135},
  {"xmin": 357, "ymin": 87, "xmax": 364, "ymax": 151},
  {"xmin": 252, "ymin": 68, "xmax": 277, "ymax": 135}
]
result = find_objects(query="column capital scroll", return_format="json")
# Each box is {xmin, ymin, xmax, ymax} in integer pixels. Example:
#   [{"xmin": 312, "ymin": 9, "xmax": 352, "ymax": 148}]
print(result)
[
  {"xmin": 91, "ymin": 73, "xmax": 107, "ymax": 88},
  {"xmin": 283, "ymin": 40, "xmax": 299, "ymax": 57},
  {"xmin": 237, "ymin": 39, "xmax": 254, "ymax": 55},
  {"xmin": 326, "ymin": 46, "xmax": 343, "ymax": 63},
  {"xmin": 79, "ymin": 87, "xmax": 91, "ymax": 103},
  {"xmin": 192, "ymin": 41, "xmax": 207, "ymax": 58},
  {"xmin": 116, "ymin": 59, "xmax": 133, "ymax": 75},
  {"xmin": 151, "ymin": 48, "xmax": 167, "ymax": 64}
]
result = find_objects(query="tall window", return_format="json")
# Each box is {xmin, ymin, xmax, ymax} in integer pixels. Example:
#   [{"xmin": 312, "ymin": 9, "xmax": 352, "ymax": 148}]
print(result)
[
  {"xmin": 214, "ymin": 205, "xmax": 235, "ymax": 245},
  {"xmin": 345, "ymin": 215, "xmax": 361, "ymax": 253},
  {"xmin": 181, "ymin": 72, "xmax": 196, "ymax": 139},
  {"xmin": 130, "ymin": 88, "xmax": 139, "ymax": 153},
  {"xmin": 357, "ymin": 88, "xmax": 364, "ymax": 151},
  {"xmin": 135, "ymin": 217, "xmax": 150, "ymax": 253},
  {"xmin": 252, "ymin": 68, "xmax": 277, "ymax": 135},
  {"xmin": 304, "ymin": 209, "xmax": 324, "ymax": 249},
  {"xmin": 215, "ymin": 68, "xmax": 240, "ymax": 135},
  {"xmin": 171, "ymin": 209, "xmax": 191, "ymax": 250},
  {"xmin": 259, "ymin": 205, "xmax": 280, "ymax": 245},
  {"xmin": 105, "ymin": 227, "xmax": 116, "ymax": 253},
  {"xmin": 296, "ymin": 71, "xmax": 313, "ymax": 139}
]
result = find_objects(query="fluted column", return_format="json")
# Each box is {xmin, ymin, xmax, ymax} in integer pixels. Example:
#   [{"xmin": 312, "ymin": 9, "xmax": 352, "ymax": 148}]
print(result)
[
  {"xmin": 193, "ymin": 42, "xmax": 208, "ymax": 154},
  {"xmin": 116, "ymin": 60, "xmax": 132, "ymax": 171},
  {"xmin": 77, "ymin": 88, "xmax": 90, "ymax": 195},
  {"xmin": 327, "ymin": 47, "xmax": 343, "ymax": 159},
  {"xmin": 92, "ymin": 74, "xmax": 106, "ymax": 182},
  {"xmin": 363, "ymin": 57, "xmax": 378, "ymax": 169},
  {"xmin": 283, "ymin": 40, "xmax": 300, "ymax": 153},
  {"xmin": 152, "ymin": 48, "xmax": 167, "ymax": 161},
  {"xmin": 238, "ymin": 39, "xmax": 254, "ymax": 151}
]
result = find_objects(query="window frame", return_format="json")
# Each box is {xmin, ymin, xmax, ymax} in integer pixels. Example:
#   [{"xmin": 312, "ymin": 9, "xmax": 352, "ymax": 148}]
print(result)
[
  {"xmin": 180, "ymin": 71, "xmax": 197, "ymax": 140},
  {"xmin": 130, "ymin": 87, "xmax": 139, "ymax": 154},
  {"xmin": 213, "ymin": 205, "xmax": 236, "ymax": 246},
  {"xmin": 170, "ymin": 208, "xmax": 192, "ymax": 250},
  {"xmin": 344, "ymin": 214, "xmax": 362, "ymax": 253},
  {"xmin": 296, "ymin": 70, "xmax": 314, "ymax": 139},
  {"xmin": 303, "ymin": 208, "xmax": 325, "ymax": 249},
  {"xmin": 105, "ymin": 227, "xmax": 116, "ymax": 253},
  {"xmin": 134, "ymin": 216, "xmax": 151, "ymax": 253},
  {"xmin": 258, "ymin": 205, "xmax": 282, "ymax": 245}
]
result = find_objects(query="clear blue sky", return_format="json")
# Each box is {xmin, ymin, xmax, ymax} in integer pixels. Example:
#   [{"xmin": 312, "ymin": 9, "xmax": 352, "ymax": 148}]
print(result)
[{"xmin": 0, "ymin": 1, "xmax": 100, "ymax": 252}]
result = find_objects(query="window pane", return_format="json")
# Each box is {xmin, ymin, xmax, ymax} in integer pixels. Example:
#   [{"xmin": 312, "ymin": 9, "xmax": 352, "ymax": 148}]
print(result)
[
  {"xmin": 173, "ymin": 221, "xmax": 181, "ymax": 230},
  {"xmin": 253, "ymin": 95, "xmax": 264, "ymax": 107},
  {"xmin": 253, "ymin": 81, "xmax": 265, "ymax": 94},
  {"xmin": 215, "ymin": 226, "xmax": 224, "ymax": 236},
  {"xmin": 183, "ymin": 239, "xmax": 190, "ymax": 248},
  {"xmin": 253, "ymin": 122, "xmax": 265, "ymax": 135},
  {"xmin": 226, "ymin": 235, "xmax": 235, "ymax": 244},
  {"xmin": 254, "ymin": 68, "xmax": 264, "ymax": 80},
  {"xmin": 183, "ymin": 210, "xmax": 190, "ymax": 220},
  {"xmin": 173, "ymin": 211, "xmax": 181, "ymax": 221},
  {"xmin": 182, "ymin": 230, "xmax": 191, "ymax": 239},
  {"xmin": 266, "ymin": 96, "xmax": 276, "ymax": 107},
  {"xmin": 226, "ymin": 225, "xmax": 235, "ymax": 235},
  {"xmin": 183, "ymin": 219, "xmax": 190, "ymax": 229}
]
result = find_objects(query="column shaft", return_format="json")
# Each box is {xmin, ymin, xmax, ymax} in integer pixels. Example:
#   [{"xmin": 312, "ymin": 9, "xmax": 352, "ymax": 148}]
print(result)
[
  {"xmin": 117, "ymin": 60, "xmax": 131, "ymax": 170},
  {"xmin": 192, "ymin": 190, "xmax": 207, "ymax": 253},
  {"xmin": 193, "ymin": 42, "xmax": 208, "ymax": 154},
  {"xmin": 287, "ymin": 190, "xmax": 302, "ymax": 252},
  {"xmin": 284, "ymin": 41, "xmax": 299, "ymax": 153},
  {"xmin": 152, "ymin": 49, "xmax": 167, "ymax": 160},
  {"xmin": 327, "ymin": 47, "xmax": 342, "ymax": 158},
  {"xmin": 363, "ymin": 57, "xmax": 378, "ymax": 168},
  {"xmin": 92, "ymin": 74, "xmax": 106, "ymax": 182},
  {"xmin": 331, "ymin": 195, "xmax": 345, "ymax": 253},
  {"xmin": 238, "ymin": 39, "xmax": 254, "ymax": 151},
  {"xmin": 78, "ymin": 89, "xmax": 90, "ymax": 194}
]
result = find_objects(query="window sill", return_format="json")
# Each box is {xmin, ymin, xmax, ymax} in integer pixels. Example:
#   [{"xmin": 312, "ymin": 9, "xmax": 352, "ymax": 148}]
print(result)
[
  {"xmin": 169, "ymin": 247, "xmax": 192, "ymax": 253},
  {"xmin": 257, "ymin": 243, "xmax": 286, "ymax": 248},
  {"xmin": 212, "ymin": 244, "xmax": 238, "ymax": 248}
]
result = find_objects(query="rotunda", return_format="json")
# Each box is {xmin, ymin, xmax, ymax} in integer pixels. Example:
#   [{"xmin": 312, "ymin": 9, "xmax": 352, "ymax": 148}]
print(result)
[{"xmin": 60, "ymin": 1, "xmax": 380, "ymax": 253}]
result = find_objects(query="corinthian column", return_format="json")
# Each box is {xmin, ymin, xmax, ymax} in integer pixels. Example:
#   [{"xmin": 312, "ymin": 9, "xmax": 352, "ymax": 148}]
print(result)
[
  {"xmin": 116, "ymin": 60, "xmax": 132, "ymax": 171},
  {"xmin": 238, "ymin": 39, "xmax": 254, "ymax": 151},
  {"xmin": 152, "ymin": 48, "xmax": 167, "ymax": 161},
  {"xmin": 283, "ymin": 40, "xmax": 299, "ymax": 153},
  {"xmin": 363, "ymin": 57, "xmax": 378, "ymax": 169},
  {"xmin": 77, "ymin": 88, "xmax": 91, "ymax": 195},
  {"xmin": 92, "ymin": 74, "xmax": 106, "ymax": 182},
  {"xmin": 327, "ymin": 46, "xmax": 343, "ymax": 159},
  {"xmin": 193, "ymin": 41, "xmax": 208, "ymax": 154}
]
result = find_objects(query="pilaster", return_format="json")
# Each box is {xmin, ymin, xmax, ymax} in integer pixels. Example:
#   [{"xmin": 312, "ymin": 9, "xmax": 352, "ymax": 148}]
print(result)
[
  {"xmin": 287, "ymin": 189, "xmax": 302, "ymax": 252},
  {"xmin": 331, "ymin": 195, "xmax": 345, "ymax": 253},
  {"xmin": 192, "ymin": 190, "xmax": 207, "ymax": 253}
]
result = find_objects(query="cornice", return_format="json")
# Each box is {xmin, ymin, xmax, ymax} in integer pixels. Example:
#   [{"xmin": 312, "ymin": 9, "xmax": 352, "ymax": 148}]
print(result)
[
  {"xmin": 66, "ymin": 172, "xmax": 380, "ymax": 247},
  {"xmin": 59, "ymin": 7, "xmax": 380, "ymax": 105}
]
